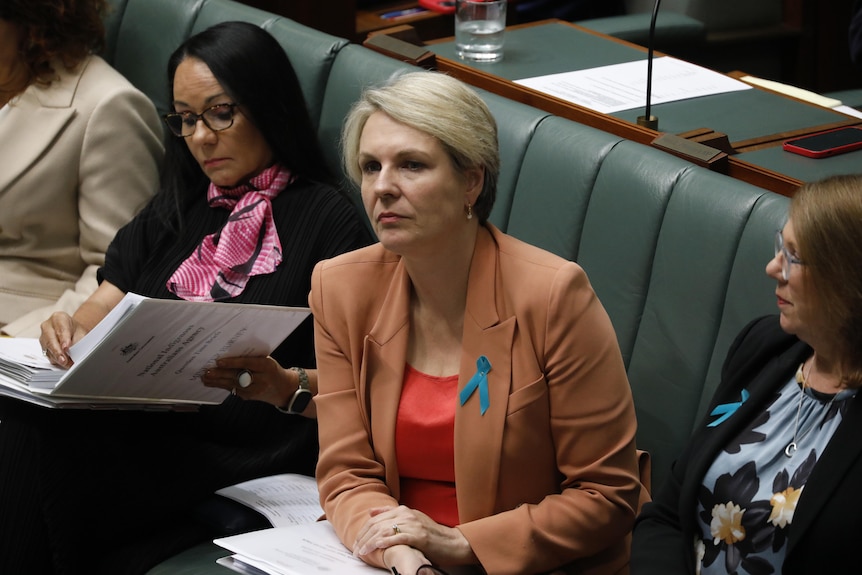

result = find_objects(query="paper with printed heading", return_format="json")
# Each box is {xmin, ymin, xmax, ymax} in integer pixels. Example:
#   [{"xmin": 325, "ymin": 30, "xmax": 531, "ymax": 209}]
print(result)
[{"xmin": 0, "ymin": 292, "xmax": 309, "ymax": 408}]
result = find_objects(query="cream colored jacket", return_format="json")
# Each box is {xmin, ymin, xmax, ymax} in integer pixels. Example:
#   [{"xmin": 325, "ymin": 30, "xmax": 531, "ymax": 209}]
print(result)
[{"xmin": 0, "ymin": 55, "xmax": 162, "ymax": 336}]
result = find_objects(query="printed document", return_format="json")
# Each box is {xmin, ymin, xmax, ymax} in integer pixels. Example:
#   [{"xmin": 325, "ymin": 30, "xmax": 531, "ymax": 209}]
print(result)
[
  {"xmin": 0, "ymin": 293, "xmax": 309, "ymax": 408},
  {"xmin": 215, "ymin": 473, "xmax": 323, "ymax": 526},
  {"xmin": 214, "ymin": 520, "xmax": 385, "ymax": 575},
  {"xmin": 514, "ymin": 56, "xmax": 751, "ymax": 114}
]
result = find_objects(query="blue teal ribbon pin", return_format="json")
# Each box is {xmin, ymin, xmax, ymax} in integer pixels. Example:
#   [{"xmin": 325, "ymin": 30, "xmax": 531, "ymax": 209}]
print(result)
[
  {"xmin": 459, "ymin": 355, "xmax": 491, "ymax": 415},
  {"xmin": 707, "ymin": 389, "xmax": 749, "ymax": 427}
]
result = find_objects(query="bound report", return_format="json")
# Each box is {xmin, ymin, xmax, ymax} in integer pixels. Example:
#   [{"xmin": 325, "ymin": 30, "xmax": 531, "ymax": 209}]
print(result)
[{"xmin": 0, "ymin": 292, "xmax": 310, "ymax": 409}]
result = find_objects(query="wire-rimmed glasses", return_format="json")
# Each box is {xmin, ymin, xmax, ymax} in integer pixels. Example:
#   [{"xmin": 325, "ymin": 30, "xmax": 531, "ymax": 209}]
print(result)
[
  {"xmin": 774, "ymin": 229, "xmax": 804, "ymax": 281},
  {"xmin": 163, "ymin": 102, "xmax": 239, "ymax": 137}
]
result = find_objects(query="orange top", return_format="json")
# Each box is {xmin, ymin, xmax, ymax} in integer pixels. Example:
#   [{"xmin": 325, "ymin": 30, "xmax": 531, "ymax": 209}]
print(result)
[{"xmin": 395, "ymin": 364, "xmax": 459, "ymax": 527}]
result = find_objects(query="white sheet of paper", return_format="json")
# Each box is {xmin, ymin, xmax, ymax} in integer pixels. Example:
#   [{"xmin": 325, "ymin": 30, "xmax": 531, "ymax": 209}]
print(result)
[
  {"xmin": 834, "ymin": 104, "xmax": 862, "ymax": 119},
  {"xmin": 0, "ymin": 337, "xmax": 57, "ymax": 370},
  {"xmin": 514, "ymin": 56, "xmax": 752, "ymax": 113},
  {"xmin": 214, "ymin": 520, "xmax": 384, "ymax": 575},
  {"xmin": 215, "ymin": 473, "xmax": 323, "ymax": 527},
  {"xmin": 68, "ymin": 291, "xmax": 146, "ymax": 362}
]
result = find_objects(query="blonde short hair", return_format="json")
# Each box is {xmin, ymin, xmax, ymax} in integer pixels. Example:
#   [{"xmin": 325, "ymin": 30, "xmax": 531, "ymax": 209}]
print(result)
[{"xmin": 341, "ymin": 71, "xmax": 499, "ymax": 223}]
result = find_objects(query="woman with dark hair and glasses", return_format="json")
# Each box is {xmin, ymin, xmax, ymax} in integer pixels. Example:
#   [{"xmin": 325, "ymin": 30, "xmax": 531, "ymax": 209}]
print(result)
[
  {"xmin": 0, "ymin": 21, "xmax": 370, "ymax": 575},
  {"xmin": 0, "ymin": 0, "xmax": 162, "ymax": 337},
  {"xmin": 632, "ymin": 175, "xmax": 862, "ymax": 574}
]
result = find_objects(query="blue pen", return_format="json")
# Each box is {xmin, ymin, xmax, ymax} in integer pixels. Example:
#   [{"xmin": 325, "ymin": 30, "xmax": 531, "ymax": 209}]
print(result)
[{"xmin": 380, "ymin": 7, "xmax": 427, "ymax": 19}]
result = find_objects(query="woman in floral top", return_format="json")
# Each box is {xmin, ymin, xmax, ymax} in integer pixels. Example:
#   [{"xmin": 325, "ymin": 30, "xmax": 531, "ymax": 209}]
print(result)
[{"xmin": 631, "ymin": 174, "xmax": 862, "ymax": 575}]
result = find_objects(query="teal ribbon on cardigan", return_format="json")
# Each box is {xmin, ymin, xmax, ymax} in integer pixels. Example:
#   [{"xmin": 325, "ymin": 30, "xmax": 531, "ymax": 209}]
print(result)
[
  {"xmin": 707, "ymin": 389, "xmax": 749, "ymax": 427},
  {"xmin": 459, "ymin": 355, "xmax": 491, "ymax": 415}
]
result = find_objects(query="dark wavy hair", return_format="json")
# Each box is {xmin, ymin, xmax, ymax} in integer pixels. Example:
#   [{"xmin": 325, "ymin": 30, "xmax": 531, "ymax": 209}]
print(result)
[
  {"xmin": 153, "ymin": 21, "xmax": 334, "ymax": 231},
  {"xmin": 0, "ymin": 0, "xmax": 107, "ymax": 89}
]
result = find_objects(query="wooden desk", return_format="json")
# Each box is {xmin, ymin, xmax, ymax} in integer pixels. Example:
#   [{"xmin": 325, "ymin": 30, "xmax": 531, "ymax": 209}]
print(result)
[{"xmin": 425, "ymin": 20, "xmax": 862, "ymax": 196}]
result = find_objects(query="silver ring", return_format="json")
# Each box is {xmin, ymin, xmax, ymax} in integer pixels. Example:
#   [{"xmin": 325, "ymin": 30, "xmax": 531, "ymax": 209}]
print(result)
[
  {"xmin": 42, "ymin": 349, "xmax": 49, "ymax": 356},
  {"xmin": 392, "ymin": 524, "xmax": 400, "ymax": 535},
  {"xmin": 236, "ymin": 369, "xmax": 253, "ymax": 388}
]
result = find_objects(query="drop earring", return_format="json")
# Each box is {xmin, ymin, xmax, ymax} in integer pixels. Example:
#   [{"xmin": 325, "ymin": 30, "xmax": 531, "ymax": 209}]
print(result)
[{"xmin": 465, "ymin": 203, "xmax": 473, "ymax": 220}]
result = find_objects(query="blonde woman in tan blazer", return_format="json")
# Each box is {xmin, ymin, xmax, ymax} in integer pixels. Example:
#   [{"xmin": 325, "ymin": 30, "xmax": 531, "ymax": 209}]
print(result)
[
  {"xmin": 0, "ymin": 0, "xmax": 162, "ymax": 336},
  {"xmin": 312, "ymin": 72, "xmax": 644, "ymax": 575}
]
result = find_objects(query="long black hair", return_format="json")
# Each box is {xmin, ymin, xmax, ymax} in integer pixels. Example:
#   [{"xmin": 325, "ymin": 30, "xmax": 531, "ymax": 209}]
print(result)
[{"xmin": 153, "ymin": 21, "xmax": 333, "ymax": 231}]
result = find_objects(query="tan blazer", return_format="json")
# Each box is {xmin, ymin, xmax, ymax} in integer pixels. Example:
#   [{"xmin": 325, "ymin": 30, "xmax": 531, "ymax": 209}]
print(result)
[
  {"xmin": 0, "ymin": 55, "xmax": 163, "ymax": 336},
  {"xmin": 312, "ymin": 224, "xmax": 643, "ymax": 575}
]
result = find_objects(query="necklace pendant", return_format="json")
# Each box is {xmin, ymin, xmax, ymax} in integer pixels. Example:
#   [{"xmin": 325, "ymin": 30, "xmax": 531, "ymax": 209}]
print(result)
[{"xmin": 785, "ymin": 442, "xmax": 798, "ymax": 458}]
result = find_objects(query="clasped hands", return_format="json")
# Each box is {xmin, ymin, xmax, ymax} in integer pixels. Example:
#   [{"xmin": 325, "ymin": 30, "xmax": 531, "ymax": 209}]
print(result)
[
  {"xmin": 39, "ymin": 311, "xmax": 293, "ymax": 406},
  {"xmin": 354, "ymin": 505, "xmax": 474, "ymax": 575}
]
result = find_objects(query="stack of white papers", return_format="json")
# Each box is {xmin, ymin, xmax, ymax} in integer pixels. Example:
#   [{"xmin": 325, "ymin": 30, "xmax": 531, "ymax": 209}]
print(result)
[
  {"xmin": 215, "ymin": 521, "xmax": 384, "ymax": 575},
  {"xmin": 212, "ymin": 474, "xmax": 383, "ymax": 575}
]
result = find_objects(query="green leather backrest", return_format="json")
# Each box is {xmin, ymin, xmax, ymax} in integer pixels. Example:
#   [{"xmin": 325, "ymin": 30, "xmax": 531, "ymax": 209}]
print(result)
[
  {"xmin": 106, "ymin": 0, "xmax": 348, "ymax": 127},
  {"xmin": 317, "ymin": 45, "xmax": 419, "ymax": 183},
  {"xmin": 514, "ymin": 119, "xmax": 790, "ymax": 491},
  {"xmin": 193, "ymin": 0, "xmax": 349, "ymax": 129},
  {"xmin": 625, "ymin": 0, "xmax": 782, "ymax": 32},
  {"xmin": 112, "ymin": 0, "xmax": 205, "ymax": 116},
  {"xmin": 472, "ymin": 91, "xmax": 551, "ymax": 231},
  {"xmin": 101, "ymin": 0, "xmax": 130, "ymax": 65}
]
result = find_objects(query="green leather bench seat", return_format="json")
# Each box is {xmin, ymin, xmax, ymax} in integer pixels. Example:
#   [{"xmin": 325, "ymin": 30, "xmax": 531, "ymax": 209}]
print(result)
[
  {"xmin": 94, "ymin": 1, "xmax": 791, "ymax": 572},
  {"xmin": 577, "ymin": 12, "xmax": 706, "ymax": 47}
]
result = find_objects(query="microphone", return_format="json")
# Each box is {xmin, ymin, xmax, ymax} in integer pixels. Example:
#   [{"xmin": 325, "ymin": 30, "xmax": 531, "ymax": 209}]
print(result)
[{"xmin": 637, "ymin": 0, "xmax": 661, "ymax": 130}]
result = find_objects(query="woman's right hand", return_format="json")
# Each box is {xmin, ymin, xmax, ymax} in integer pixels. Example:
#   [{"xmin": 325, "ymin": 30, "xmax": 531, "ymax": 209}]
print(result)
[{"xmin": 39, "ymin": 312, "xmax": 90, "ymax": 368}]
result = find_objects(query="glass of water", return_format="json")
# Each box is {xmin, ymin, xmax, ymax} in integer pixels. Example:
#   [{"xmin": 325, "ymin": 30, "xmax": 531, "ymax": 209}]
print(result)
[{"xmin": 455, "ymin": 0, "xmax": 506, "ymax": 62}]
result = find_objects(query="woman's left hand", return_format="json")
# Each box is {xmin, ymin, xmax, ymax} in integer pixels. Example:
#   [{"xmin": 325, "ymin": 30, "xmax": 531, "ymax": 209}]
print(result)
[
  {"xmin": 201, "ymin": 355, "xmax": 292, "ymax": 407},
  {"xmin": 354, "ymin": 505, "xmax": 476, "ymax": 567}
]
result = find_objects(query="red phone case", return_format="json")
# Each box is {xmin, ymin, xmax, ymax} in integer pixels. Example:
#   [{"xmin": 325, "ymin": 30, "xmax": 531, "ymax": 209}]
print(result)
[
  {"xmin": 783, "ymin": 127, "xmax": 862, "ymax": 159},
  {"xmin": 418, "ymin": 0, "xmax": 456, "ymax": 14}
]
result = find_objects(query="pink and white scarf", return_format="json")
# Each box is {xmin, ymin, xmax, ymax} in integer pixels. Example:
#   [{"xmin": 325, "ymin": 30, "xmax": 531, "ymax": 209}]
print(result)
[{"xmin": 167, "ymin": 164, "xmax": 294, "ymax": 301}]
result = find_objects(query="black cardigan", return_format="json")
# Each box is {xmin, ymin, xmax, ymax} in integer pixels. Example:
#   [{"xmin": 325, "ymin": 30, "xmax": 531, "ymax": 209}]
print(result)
[{"xmin": 632, "ymin": 315, "xmax": 862, "ymax": 575}]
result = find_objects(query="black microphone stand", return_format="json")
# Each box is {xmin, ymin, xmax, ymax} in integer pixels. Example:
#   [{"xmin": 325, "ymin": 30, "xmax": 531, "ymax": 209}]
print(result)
[{"xmin": 637, "ymin": 0, "xmax": 661, "ymax": 130}]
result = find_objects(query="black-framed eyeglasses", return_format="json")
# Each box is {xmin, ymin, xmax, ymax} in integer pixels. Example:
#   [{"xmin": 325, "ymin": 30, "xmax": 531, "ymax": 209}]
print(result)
[
  {"xmin": 774, "ymin": 229, "xmax": 804, "ymax": 281},
  {"xmin": 163, "ymin": 102, "xmax": 239, "ymax": 138}
]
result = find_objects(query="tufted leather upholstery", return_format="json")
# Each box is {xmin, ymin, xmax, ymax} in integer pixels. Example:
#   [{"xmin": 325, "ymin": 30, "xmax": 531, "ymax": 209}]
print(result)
[{"xmin": 99, "ymin": 1, "xmax": 790, "ymax": 571}]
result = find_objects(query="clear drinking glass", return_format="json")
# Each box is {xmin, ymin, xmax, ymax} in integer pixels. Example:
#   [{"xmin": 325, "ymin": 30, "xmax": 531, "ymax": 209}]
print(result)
[{"xmin": 455, "ymin": 0, "xmax": 506, "ymax": 62}]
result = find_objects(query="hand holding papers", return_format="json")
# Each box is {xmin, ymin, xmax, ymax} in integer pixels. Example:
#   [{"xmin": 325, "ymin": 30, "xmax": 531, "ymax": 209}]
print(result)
[
  {"xmin": 514, "ymin": 56, "xmax": 752, "ymax": 114},
  {"xmin": 0, "ymin": 293, "xmax": 310, "ymax": 408}
]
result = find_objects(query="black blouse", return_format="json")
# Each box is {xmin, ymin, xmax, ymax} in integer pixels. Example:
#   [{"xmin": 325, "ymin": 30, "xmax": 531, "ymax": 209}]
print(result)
[{"xmin": 100, "ymin": 178, "xmax": 373, "ymax": 369}]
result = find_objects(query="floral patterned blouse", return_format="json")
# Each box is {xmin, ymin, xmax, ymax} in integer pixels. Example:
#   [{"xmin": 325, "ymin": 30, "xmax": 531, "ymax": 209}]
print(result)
[{"xmin": 695, "ymin": 374, "xmax": 857, "ymax": 574}]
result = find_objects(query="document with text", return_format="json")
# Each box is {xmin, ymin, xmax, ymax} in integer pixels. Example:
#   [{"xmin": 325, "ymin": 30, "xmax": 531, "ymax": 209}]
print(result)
[
  {"xmin": 0, "ymin": 293, "xmax": 309, "ymax": 408},
  {"xmin": 214, "ymin": 520, "xmax": 385, "ymax": 575},
  {"xmin": 514, "ymin": 56, "xmax": 752, "ymax": 113},
  {"xmin": 215, "ymin": 473, "xmax": 323, "ymax": 526}
]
